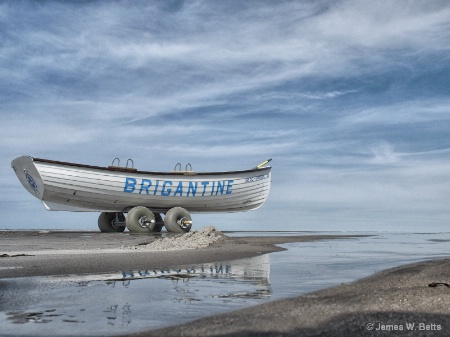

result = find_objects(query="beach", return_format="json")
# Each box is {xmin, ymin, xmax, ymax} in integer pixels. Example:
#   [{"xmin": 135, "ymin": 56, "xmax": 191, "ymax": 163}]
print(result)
[
  {"xmin": 0, "ymin": 230, "xmax": 359, "ymax": 279},
  {"xmin": 1, "ymin": 230, "xmax": 449, "ymax": 336},
  {"xmin": 130, "ymin": 258, "xmax": 450, "ymax": 337}
]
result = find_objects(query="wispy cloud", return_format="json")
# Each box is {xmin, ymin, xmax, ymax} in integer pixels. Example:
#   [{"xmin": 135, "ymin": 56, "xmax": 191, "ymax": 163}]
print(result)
[{"xmin": 1, "ymin": 0, "xmax": 450, "ymax": 230}]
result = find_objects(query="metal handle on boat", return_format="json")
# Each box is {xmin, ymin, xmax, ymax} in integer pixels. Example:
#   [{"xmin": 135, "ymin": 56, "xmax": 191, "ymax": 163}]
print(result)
[
  {"xmin": 185, "ymin": 163, "xmax": 192, "ymax": 171},
  {"xmin": 126, "ymin": 159, "xmax": 134, "ymax": 169},
  {"xmin": 174, "ymin": 163, "xmax": 181, "ymax": 171},
  {"xmin": 111, "ymin": 158, "xmax": 120, "ymax": 167}
]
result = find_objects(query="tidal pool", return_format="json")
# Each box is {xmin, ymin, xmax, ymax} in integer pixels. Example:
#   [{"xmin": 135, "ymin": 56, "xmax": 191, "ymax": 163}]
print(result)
[{"xmin": 0, "ymin": 232, "xmax": 449, "ymax": 337}]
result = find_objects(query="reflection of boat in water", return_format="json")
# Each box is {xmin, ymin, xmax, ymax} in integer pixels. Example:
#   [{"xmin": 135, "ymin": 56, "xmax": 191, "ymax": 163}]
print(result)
[
  {"xmin": 1, "ymin": 254, "xmax": 272, "ymax": 334},
  {"xmin": 118, "ymin": 254, "xmax": 272, "ymax": 300},
  {"xmin": 11, "ymin": 156, "xmax": 272, "ymax": 233},
  {"xmin": 68, "ymin": 254, "xmax": 272, "ymax": 299},
  {"xmin": 121, "ymin": 254, "xmax": 271, "ymax": 284}
]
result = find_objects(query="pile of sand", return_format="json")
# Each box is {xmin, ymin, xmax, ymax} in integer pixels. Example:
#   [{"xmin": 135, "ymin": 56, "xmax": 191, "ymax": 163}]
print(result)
[{"xmin": 140, "ymin": 226, "xmax": 229, "ymax": 251}]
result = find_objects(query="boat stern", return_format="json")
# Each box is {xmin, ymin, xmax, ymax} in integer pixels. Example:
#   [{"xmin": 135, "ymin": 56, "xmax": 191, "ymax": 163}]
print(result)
[{"xmin": 11, "ymin": 156, "xmax": 45, "ymax": 201}]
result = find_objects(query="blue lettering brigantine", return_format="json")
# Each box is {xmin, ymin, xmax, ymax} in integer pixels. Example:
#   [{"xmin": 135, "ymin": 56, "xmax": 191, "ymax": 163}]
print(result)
[{"xmin": 123, "ymin": 177, "xmax": 234, "ymax": 197}]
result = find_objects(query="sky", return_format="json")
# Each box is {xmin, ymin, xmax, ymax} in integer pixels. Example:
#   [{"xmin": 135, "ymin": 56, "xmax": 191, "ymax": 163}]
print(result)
[{"xmin": 1, "ymin": 0, "xmax": 450, "ymax": 232}]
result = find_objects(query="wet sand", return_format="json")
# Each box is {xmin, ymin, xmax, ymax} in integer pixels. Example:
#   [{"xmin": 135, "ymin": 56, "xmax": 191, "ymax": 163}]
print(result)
[
  {"xmin": 0, "ymin": 231, "xmax": 361, "ymax": 278},
  {"xmin": 1, "ymin": 231, "xmax": 449, "ymax": 336},
  {"xmin": 121, "ymin": 257, "xmax": 450, "ymax": 337}
]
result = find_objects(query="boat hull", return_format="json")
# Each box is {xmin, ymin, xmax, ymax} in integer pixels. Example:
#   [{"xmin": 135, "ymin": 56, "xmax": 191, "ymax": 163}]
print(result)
[{"xmin": 11, "ymin": 156, "xmax": 271, "ymax": 214}]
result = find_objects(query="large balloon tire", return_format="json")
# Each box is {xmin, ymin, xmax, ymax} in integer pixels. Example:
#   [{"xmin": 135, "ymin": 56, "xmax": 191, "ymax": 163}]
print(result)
[
  {"xmin": 126, "ymin": 207, "xmax": 155, "ymax": 233},
  {"xmin": 98, "ymin": 212, "xmax": 126, "ymax": 232},
  {"xmin": 164, "ymin": 207, "xmax": 192, "ymax": 233}
]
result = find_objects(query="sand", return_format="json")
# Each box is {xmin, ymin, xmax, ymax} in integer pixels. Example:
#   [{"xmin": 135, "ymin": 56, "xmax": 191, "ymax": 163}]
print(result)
[
  {"xmin": 127, "ymin": 258, "xmax": 450, "ymax": 337},
  {"xmin": 0, "ymin": 229, "xmax": 359, "ymax": 278},
  {"xmin": 1, "ymin": 229, "xmax": 448, "ymax": 336},
  {"xmin": 130, "ymin": 226, "xmax": 229, "ymax": 251}
]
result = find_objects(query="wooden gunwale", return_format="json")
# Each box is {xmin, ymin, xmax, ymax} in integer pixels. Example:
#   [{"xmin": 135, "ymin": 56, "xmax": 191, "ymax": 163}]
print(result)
[{"xmin": 33, "ymin": 158, "xmax": 270, "ymax": 176}]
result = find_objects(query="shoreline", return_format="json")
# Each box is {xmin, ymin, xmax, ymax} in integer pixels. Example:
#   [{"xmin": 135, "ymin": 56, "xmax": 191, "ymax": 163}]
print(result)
[
  {"xmin": 1, "ymin": 231, "xmax": 448, "ymax": 336},
  {"xmin": 0, "ymin": 230, "xmax": 365, "ymax": 278},
  {"xmin": 127, "ymin": 258, "xmax": 450, "ymax": 337}
]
